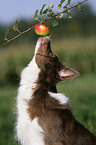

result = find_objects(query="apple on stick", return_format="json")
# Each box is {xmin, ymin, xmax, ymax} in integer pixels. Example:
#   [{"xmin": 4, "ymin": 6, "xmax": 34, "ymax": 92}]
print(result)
[{"xmin": 34, "ymin": 23, "xmax": 49, "ymax": 36}]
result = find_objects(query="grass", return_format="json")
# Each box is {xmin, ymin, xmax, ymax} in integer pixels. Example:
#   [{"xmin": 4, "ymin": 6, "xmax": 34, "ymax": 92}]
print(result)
[
  {"xmin": 0, "ymin": 74, "xmax": 96, "ymax": 144},
  {"xmin": 0, "ymin": 86, "xmax": 19, "ymax": 145},
  {"xmin": 57, "ymin": 74, "xmax": 96, "ymax": 134},
  {"xmin": 0, "ymin": 36, "xmax": 96, "ymax": 86},
  {"xmin": 0, "ymin": 36, "xmax": 96, "ymax": 144}
]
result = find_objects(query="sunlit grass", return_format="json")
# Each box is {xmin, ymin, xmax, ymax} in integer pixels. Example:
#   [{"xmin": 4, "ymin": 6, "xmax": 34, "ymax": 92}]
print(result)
[
  {"xmin": 0, "ymin": 36, "xmax": 96, "ymax": 86},
  {"xmin": 0, "ymin": 36, "xmax": 96, "ymax": 61}
]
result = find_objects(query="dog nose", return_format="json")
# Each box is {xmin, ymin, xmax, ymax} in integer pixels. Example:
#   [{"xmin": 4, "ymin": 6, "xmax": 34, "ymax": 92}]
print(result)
[
  {"xmin": 47, "ymin": 35, "xmax": 51, "ymax": 39},
  {"xmin": 48, "ymin": 35, "xmax": 51, "ymax": 38},
  {"xmin": 45, "ymin": 35, "xmax": 51, "ymax": 39}
]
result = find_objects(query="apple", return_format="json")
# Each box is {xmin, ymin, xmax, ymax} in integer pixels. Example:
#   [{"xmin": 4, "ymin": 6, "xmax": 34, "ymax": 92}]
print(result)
[{"xmin": 35, "ymin": 23, "xmax": 49, "ymax": 36}]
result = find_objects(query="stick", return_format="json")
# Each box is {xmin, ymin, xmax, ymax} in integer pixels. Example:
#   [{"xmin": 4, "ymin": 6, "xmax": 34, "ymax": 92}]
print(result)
[{"xmin": 0, "ymin": 26, "xmax": 35, "ymax": 47}]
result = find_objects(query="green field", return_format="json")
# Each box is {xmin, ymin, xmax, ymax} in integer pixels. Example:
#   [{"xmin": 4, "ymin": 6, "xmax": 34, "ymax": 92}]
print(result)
[
  {"xmin": 0, "ymin": 36, "xmax": 96, "ymax": 86},
  {"xmin": 0, "ymin": 74, "xmax": 96, "ymax": 145},
  {"xmin": 0, "ymin": 36, "xmax": 96, "ymax": 144}
]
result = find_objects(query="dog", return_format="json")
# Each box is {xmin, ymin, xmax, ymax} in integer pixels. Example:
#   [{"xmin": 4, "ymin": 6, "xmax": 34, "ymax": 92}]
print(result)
[{"xmin": 16, "ymin": 36, "xmax": 96, "ymax": 145}]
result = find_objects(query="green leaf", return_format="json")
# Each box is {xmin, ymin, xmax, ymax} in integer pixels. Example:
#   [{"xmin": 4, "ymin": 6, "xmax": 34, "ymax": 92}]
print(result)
[
  {"xmin": 58, "ymin": 0, "xmax": 65, "ymax": 10},
  {"xmin": 34, "ymin": 9, "xmax": 39, "ymax": 20},
  {"xmin": 65, "ymin": 0, "xmax": 71, "ymax": 7},
  {"xmin": 52, "ymin": 20, "xmax": 59, "ymax": 27},
  {"xmin": 43, "ymin": 8, "xmax": 48, "ymax": 14},
  {"xmin": 60, "ymin": 0, "xmax": 65, "ymax": 5},
  {"xmin": 47, "ymin": 11, "xmax": 55, "ymax": 17},
  {"xmin": 48, "ymin": 4, "xmax": 54, "ymax": 10},
  {"xmin": 58, "ymin": 4, "xmax": 62, "ymax": 10},
  {"xmin": 68, "ymin": 0, "xmax": 71, "ymax": 4},
  {"xmin": 67, "ymin": 13, "xmax": 72, "ymax": 18},
  {"xmin": 40, "ymin": 4, "xmax": 46, "ymax": 15},
  {"xmin": 56, "ymin": 13, "xmax": 63, "ymax": 18},
  {"xmin": 63, "ymin": 5, "xmax": 67, "ymax": 10},
  {"xmin": 13, "ymin": 20, "xmax": 18, "ymax": 31},
  {"xmin": 5, "ymin": 28, "xmax": 9, "ymax": 38},
  {"xmin": 76, "ymin": 5, "xmax": 83, "ymax": 12}
]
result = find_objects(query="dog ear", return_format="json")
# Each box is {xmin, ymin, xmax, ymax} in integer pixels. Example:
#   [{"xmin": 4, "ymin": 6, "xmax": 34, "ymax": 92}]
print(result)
[{"xmin": 58, "ymin": 66, "xmax": 80, "ymax": 81}]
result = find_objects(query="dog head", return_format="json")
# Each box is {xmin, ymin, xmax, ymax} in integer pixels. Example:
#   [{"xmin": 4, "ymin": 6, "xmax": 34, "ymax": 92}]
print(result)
[{"xmin": 34, "ymin": 36, "xmax": 80, "ymax": 84}]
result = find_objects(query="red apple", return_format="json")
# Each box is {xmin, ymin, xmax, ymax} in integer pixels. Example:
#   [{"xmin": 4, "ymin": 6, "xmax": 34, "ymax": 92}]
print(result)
[{"xmin": 35, "ymin": 24, "xmax": 49, "ymax": 36}]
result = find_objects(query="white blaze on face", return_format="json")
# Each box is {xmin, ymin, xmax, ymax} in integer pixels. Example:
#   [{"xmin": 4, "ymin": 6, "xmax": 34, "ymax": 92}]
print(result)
[{"xmin": 34, "ymin": 36, "xmax": 51, "ymax": 55}]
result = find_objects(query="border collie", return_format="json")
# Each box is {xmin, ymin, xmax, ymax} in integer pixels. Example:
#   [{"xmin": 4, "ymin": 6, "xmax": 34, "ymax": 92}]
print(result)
[{"xmin": 16, "ymin": 36, "xmax": 96, "ymax": 145}]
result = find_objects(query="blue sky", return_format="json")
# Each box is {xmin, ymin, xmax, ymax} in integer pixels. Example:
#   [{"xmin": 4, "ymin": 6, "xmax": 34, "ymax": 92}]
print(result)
[{"xmin": 0, "ymin": 0, "xmax": 96, "ymax": 24}]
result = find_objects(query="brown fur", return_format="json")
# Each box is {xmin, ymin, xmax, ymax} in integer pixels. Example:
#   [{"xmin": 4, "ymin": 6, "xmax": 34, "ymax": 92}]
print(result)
[{"xmin": 28, "ymin": 36, "xmax": 96, "ymax": 145}]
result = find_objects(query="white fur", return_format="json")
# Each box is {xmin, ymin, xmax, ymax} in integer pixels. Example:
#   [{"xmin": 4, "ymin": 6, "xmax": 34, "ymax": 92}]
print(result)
[
  {"xmin": 16, "ymin": 118, "xmax": 44, "ymax": 145},
  {"xmin": 16, "ymin": 39, "xmax": 45, "ymax": 145},
  {"xmin": 48, "ymin": 92, "xmax": 70, "ymax": 106}
]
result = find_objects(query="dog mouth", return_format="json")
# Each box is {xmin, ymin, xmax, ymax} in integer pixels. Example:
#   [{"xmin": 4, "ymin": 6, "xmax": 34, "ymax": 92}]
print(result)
[
  {"xmin": 41, "ymin": 36, "xmax": 51, "ymax": 53},
  {"xmin": 37, "ymin": 35, "xmax": 55, "ymax": 57},
  {"xmin": 38, "ymin": 35, "xmax": 51, "ymax": 42}
]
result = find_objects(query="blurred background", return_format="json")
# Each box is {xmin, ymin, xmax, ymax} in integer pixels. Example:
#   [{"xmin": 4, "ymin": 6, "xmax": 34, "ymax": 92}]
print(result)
[{"xmin": 0, "ymin": 0, "xmax": 96, "ymax": 144}]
